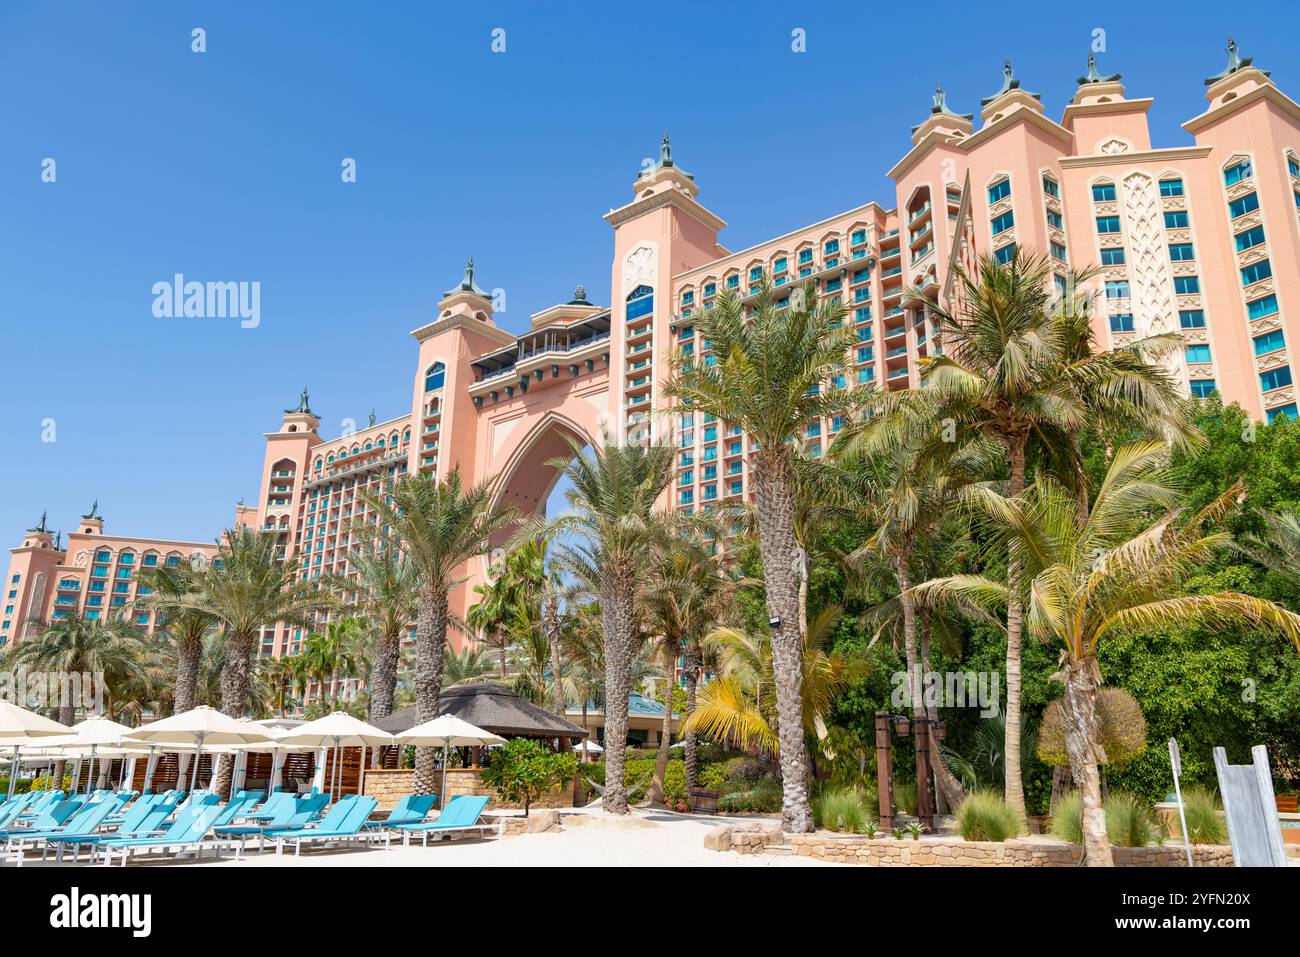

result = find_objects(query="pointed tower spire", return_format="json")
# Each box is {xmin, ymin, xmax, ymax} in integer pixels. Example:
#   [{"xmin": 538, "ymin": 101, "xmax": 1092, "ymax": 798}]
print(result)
[
  {"xmin": 639, "ymin": 133, "xmax": 693, "ymax": 181},
  {"xmin": 931, "ymin": 82, "xmax": 972, "ymax": 119},
  {"xmin": 368, "ymin": 409, "xmax": 377, "ymax": 427},
  {"xmin": 28, "ymin": 510, "xmax": 48, "ymax": 533},
  {"xmin": 1205, "ymin": 35, "xmax": 1268, "ymax": 85},
  {"xmin": 284, "ymin": 386, "xmax": 313, "ymax": 415},
  {"xmin": 1078, "ymin": 52, "xmax": 1121, "ymax": 85},
  {"xmin": 444, "ymin": 257, "xmax": 489, "ymax": 298},
  {"xmin": 81, "ymin": 499, "xmax": 99, "ymax": 520},
  {"xmin": 981, "ymin": 58, "xmax": 1041, "ymax": 105}
]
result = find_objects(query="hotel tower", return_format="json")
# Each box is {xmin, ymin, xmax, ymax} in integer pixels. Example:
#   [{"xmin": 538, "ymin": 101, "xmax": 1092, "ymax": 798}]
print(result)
[{"xmin": 8, "ymin": 43, "xmax": 1300, "ymax": 665}]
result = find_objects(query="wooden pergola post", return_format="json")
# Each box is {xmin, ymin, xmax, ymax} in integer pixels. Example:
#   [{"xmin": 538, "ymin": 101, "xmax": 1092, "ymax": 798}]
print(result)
[{"xmin": 874, "ymin": 711, "xmax": 894, "ymax": 830}]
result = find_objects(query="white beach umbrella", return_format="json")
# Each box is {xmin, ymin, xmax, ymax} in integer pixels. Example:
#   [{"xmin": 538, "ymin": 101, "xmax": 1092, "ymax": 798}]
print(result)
[
  {"xmin": 576, "ymin": 738, "xmax": 603, "ymax": 754},
  {"xmin": 124, "ymin": 706, "xmax": 274, "ymax": 793},
  {"xmin": 0, "ymin": 702, "xmax": 73, "ymax": 798},
  {"xmin": 50, "ymin": 716, "xmax": 138, "ymax": 794},
  {"xmin": 202, "ymin": 725, "xmax": 317, "ymax": 795},
  {"xmin": 276, "ymin": 712, "xmax": 393, "ymax": 800},
  {"xmin": 395, "ymin": 714, "xmax": 505, "ymax": 806}
]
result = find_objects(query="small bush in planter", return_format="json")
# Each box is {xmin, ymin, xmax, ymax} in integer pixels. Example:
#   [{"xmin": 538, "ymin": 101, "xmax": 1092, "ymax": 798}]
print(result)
[{"xmin": 956, "ymin": 791, "xmax": 1021, "ymax": 841}]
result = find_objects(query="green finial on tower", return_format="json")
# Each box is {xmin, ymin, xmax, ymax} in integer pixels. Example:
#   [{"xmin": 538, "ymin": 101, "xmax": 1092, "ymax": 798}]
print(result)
[
  {"xmin": 1204, "ymin": 35, "xmax": 1268, "ymax": 86},
  {"xmin": 28, "ymin": 510, "xmax": 48, "ymax": 533},
  {"xmin": 285, "ymin": 386, "xmax": 313, "ymax": 416},
  {"xmin": 444, "ymin": 257, "xmax": 489, "ymax": 298},
  {"xmin": 81, "ymin": 499, "xmax": 100, "ymax": 520},
  {"xmin": 1078, "ymin": 53, "xmax": 1121, "ymax": 86},
  {"xmin": 981, "ymin": 58, "xmax": 1041, "ymax": 105}
]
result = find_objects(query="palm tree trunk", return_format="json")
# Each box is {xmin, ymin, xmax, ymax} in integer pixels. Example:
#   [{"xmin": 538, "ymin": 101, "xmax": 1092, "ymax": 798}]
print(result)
[
  {"xmin": 368, "ymin": 631, "xmax": 400, "ymax": 768},
  {"xmin": 544, "ymin": 595, "xmax": 565, "ymax": 717},
  {"xmin": 919, "ymin": 608, "xmax": 965, "ymax": 813},
  {"xmin": 1003, "ymin": 434, "xmax": 1029, "ymax": 827},
  {"xmin": 683, "ymin": 641, "xmax": 701, "ymax": 790},
  {"xmin": 413, "ymin": 587, "xmax": 448, "ymax": 796},
  {"xmin": 214, "ymin": 629, "xmax": 256, "ymax": 797},
  {"xmin": 50, "ymin": 702, "xmax": 73, "ymax": 791},
  {"xmin": 649, "ymin": 650, "xmax": 675, "ymax": 806},
  {"xmin": 173, "ymin": 636, "xmax": 197, "ymax": 789},
  {"xmin": 751, "ymin": 455, "xmax": 814, "ymax": 833},
  {"xmin": 599, "ymin": 578, "xmax": 635, "ymax": 815},
  {"xmin": 1061, "ymin": 655, "xmax": 1112, "ymax": 865},
  {"xmin": 174, "ymin": 636, "xmax": 201, "ymax": 713}
]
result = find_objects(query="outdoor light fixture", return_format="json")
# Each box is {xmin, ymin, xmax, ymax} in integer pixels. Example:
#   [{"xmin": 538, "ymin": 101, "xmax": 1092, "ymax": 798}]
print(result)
[{"xmin": 768, "ymin": 615, "xmax": 782, "ymax": 629}]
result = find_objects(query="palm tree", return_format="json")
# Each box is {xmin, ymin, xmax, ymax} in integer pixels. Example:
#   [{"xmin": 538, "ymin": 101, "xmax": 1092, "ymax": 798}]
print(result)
[
  {"xmin": 298, "ymin": 618, "xmax": 364, "ymax": 708},
  {"xmin": 640, "ymin": 537, "xmax": 738, "ymax": 801},
  {"xmin": 890, "ymin": 250, "xmax": 1191, "ymax": 823},
  {"xmin": 525, "ymin": 430, "xmax": 674, "ymax": 815},
  {"xmin": 345, "ymin": 544, "xmax": 419, "ymax": 723},
  {"xmin": 162, "ymin": 527, "xmax": 332, "ymax": 794},
  {"xmin": 828, "ymin": 437, "xmax": 997, "ymax": 812},
  {"xmin": 135, "ymin": 564, "xmax": 217, "ymax": 714},
  {"xmin": 360, "ymin": 469, "xmax": 515, "ymax": 795},
  {"xmin": 685, "ymin": 607, "xmax": 855, "ymax": 762},
  {"xmin": 664, "ymin": 279, "xmax": 868, "ymax": 831},
  {"xmin": 915, "ymin": 441, "xmax": 1300, "ymax": 864},
  {"xmin": 443, "ymin": 646, "xmax": 495, "ymax": 686},
  {"xmin": 1239, "ymin": 509, "xmax": 1300, "ymax": 590},
  {"xmin": 9, "ymin": 609, "xmax": 143, "ymax": 788}
]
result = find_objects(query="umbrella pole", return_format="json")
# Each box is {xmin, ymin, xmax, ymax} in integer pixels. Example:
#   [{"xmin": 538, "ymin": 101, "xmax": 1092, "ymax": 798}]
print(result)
[
  {"xmin": 189, "ymin": 733, "xmax": 204, "ymax": 793},
  {"xmin": 441, "ymin": 737, "xmax": 449, "ymax": 809},
  {"xmin": 143, "ymin": 746, "xmax": 157, "ymax": 794},
  {"xmin": 85, "ymin": 745, "xmax": 96, "ymax": 795},
  {"xmin": 6, "ymin": 747, "xmax": 18, "ymax": 800}
]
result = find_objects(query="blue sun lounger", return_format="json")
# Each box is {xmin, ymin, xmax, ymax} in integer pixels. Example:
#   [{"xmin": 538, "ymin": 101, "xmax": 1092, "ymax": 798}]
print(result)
[
  {"xmin": 0, "ymin": 796, "xmax": 87, "ymax": 841},
  {"xmin": 360, "ymin": 794, "xmax": 438, "ymax": 834},
  {"xmin": 4, "ymin": 794, "xmax": 128, "ymax": 865},
  {"xmin": 391, "ymin": 795, "xmax": 496, "ymax": 847},
  {"xmin": 214, "ymin": 793, "xmax": 328, "ymax": 853},
  {"xmin": 266, "ymin": 795, "xmax": 378, "ymax": 857},
  {"xmin": 96, "ymin": 803, "xmax": 227, "ymax": 866},
  {"xmin": 40, "ymin": 794, "xmax": 176, "ymax": 862},
  {"xmin": 240, "ymin": 790, "xmax": 296, "ymax": 822}
]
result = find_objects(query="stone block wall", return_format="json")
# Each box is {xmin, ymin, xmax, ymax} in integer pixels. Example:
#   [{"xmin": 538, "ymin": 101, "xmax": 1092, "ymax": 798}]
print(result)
[
  {"xmin": 701, "ymin": 824, "xmax": 1235, "ymax": 867},
  {"xmin": 362, "ymin": 767, "xmax": 575, "ymax": 811}
]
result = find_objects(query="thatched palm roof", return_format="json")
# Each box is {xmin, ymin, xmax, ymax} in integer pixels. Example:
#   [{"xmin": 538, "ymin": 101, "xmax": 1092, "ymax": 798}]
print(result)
[{"xmin": 374, "ymin": 683, "xmax": 589, "ymax": 740}]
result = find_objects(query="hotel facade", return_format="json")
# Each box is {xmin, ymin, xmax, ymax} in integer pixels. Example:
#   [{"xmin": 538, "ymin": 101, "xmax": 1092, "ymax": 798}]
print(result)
[{"xmin": 7, "ymin": 43, "xmax": 1300, "ymax": 659}]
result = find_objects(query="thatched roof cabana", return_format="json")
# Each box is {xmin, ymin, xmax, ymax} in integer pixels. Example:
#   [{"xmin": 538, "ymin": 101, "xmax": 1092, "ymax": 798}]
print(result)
[{"xmin": 374, "ymin": 684, "xmax": 589, "ymax": 741}]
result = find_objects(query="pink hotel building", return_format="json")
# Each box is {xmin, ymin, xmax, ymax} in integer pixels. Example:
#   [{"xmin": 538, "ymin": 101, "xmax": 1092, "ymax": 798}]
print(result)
[{"xmin": 7, "ymin": 44, "xmax": 1300, "ymax": 659}]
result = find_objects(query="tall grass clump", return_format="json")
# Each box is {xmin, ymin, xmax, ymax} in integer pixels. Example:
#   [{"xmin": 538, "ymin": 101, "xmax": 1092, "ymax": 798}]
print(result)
[
  {"xmin": 956, "ymin": 791, "xmax": 1021, "ymax": 842},
  {"xmin": 1105, "ymin": 792, "xmax": 1155, "ymax": 847},
  {"xmin": 1051, "ymin": 791, "xmax": 1155, "ymax": 847},
  {"xmin": 1181, "ymin": 787, "xmax": 1226, "ymax": 844},
  {"xmin": 812, "ymin": 786, "xmax": 875, "ymax": 833},
  {"xmin": 1049, "ymin": 791, "xmax": 1085, "ymax": 844}
]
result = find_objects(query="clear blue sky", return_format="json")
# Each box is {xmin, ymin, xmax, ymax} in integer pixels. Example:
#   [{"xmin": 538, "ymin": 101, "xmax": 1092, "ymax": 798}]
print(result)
[{"xmin": 2, "ymin": 1, "xmax": 1296, "ymax": 544}]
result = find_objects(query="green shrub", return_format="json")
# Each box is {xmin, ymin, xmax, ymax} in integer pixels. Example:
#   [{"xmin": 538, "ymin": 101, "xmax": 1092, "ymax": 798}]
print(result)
[
  {"xmin": 956, "ymin": 791, "xmax": 1021, "ymax": 841},
  {"xmin": 812, "ymin": 786, "xmax": 875, "ymax": 833},
  {"xmin": 1105, "ymin": 792, "xmax": 1155, "ymax": 847},
  {"xmin": 578, "ymin": 759, "xmax": 730, "ymax": 803},
  {"xmin": 1049, "ymin": 791, "xmax": 1085, "ymax": 844},
  {"xmin": 1050, "ymin": 791, "xmax": 1155, "ymax": 846},
  {"xmin": 719, "ymin": 778, "xmax": 783, "ymax": 814},
  {"xmin": 480, "ymin": 738, "xmax": 576, "ymax": 816},
  {"xmin": 1181, "ymin": 787, "xmax": 1226, "ymax": 845},
  {"xmin": 892, "ymin": 781, "xmax": 917, "ymax": 816}
]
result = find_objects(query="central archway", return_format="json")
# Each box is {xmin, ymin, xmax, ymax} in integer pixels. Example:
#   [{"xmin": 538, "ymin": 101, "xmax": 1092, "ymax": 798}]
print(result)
[{"xmin": 448, "ymin": 402, "xmax": 605, "ymax": 636}]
